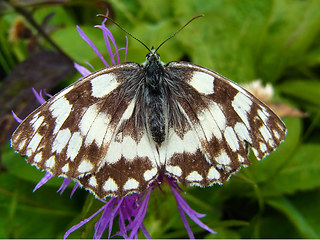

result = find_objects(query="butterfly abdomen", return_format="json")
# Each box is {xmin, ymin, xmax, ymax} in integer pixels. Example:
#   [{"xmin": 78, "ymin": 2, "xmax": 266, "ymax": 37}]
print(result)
[{"xmin": 147, "ymin": 91, "xmax": 166, "ymax": 144}]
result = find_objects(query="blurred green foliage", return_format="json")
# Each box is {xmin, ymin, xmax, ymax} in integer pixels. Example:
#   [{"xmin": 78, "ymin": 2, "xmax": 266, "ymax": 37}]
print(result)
[{"xmin": 1, "ymin": 0, "xmax": 320, "ymax": 238}]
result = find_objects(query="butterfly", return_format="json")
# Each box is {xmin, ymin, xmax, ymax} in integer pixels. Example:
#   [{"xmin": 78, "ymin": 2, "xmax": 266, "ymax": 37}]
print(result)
[{"xmin": 11, "ymin": 16, "xmax": 286, "ymax": 199}]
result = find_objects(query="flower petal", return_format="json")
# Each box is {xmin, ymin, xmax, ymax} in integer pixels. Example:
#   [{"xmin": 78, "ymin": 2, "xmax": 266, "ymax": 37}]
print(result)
[
  {"xmin": 76, "ymin": 25, "xmax": 109, "ymax": 67},
  {"xmin": 93, "ymin": 197, "xmax": 117, "ymax": 239},
  {"xmin": 169, "ymin": 180, "xmax": 216, "ymax": 237},
  {"xmin": 57, "ymin": 178, "xmax": 72, "ymax": 195},
  {"xmin": 70, "ymin": 182, "xmax": 79, "ymax": 198},
  {"xmin": 12, "ymin": 110, "xmax": 22, "ymax": 123},
  {"xmin": 64, "ymin": 203, "xmax": 108, "ymax": 239},
  {"xmin": 32, "ymin": 88, "xmax": 46, "ymax": 104},
  {"xmin": 128, "ymin": 188, "xmax": 152, "ymax": 239},
  {"xmin": 33, "ymin": 172, "xmax": 53, "ymax": 192},
  {"xmin": 74, "ymin": 62, "xmax": 91, "ymax": 77}
]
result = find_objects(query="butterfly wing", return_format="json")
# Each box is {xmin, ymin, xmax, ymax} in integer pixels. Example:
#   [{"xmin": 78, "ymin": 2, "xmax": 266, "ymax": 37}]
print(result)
[
  {"xmin": 77, "ymin": 114, "xmax": 159, "ymax": 198},
  {"xmin": 11, "ymin": 63, "xmax": 149, "ymax": 185},
  {"xmin": 162, "ymin": 62, "xmax": 286, "ymax": 186}
]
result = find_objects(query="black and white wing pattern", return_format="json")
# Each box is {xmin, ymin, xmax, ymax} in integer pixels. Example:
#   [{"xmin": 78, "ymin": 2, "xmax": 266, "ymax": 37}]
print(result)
[
  {"xmin": 11, "ymin": 50, "xmax": 286, "ymax": 199},
  {"xmin": 160, "ymin": 62, "xmax": 286, "ymax": 187},
  {"xmin": 11, "ymin": 63, "xmax": 159, "ymax": 198}
]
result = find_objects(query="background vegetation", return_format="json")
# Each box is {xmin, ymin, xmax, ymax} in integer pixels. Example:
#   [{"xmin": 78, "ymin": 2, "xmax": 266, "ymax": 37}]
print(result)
[{"xmin": 1, "ymin": 0, "xmax": 320, "ymax": 238}]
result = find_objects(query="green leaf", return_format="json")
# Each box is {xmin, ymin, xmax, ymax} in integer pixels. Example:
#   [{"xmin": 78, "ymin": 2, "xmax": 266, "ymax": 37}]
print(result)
[
  {"xmin": 289, "ymin": 190, "xmax": 320, "ymax": 236},
  {"xmin": 266, "ymin": 197, "xmax": 318, "ymax": 238},
  {"xmin": 0, "ymin": 173, "xmax": 80, "ymax": 238},
  {"xmin": 261, "ymin": 144, "xmax": 320, "ymax": 196},
  {"xmin": 2, "ymin": 143, "xmax": 67, "ymax": 187},
  {"xmin": 278, "ymin": 80, "xmax": 320, "ymax": 108}
]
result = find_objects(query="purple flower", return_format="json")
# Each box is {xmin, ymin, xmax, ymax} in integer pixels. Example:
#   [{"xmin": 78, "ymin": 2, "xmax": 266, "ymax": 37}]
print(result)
[{"xmin": 13, "ymin": 12, "xmax": 215, "ymax": 239}]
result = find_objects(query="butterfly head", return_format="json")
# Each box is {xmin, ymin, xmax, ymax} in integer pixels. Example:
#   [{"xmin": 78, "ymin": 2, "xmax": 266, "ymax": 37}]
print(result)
[
  {"xmin": 143, "ymin": 47, "xmax": 164, "ymax": 72},
  {"xmin": 142, "ymin": 47, "xmax": 165, "ymax": 90},
  {"xmin": 144, "ymin": 47, "xmax": 161, "ymax": 64}
]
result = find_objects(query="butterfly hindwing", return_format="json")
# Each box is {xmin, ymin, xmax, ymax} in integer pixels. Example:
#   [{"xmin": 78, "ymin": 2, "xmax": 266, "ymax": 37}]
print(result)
[{"xmin": 78, "ymin": 115, "xmax": 159, "ymax": 198}]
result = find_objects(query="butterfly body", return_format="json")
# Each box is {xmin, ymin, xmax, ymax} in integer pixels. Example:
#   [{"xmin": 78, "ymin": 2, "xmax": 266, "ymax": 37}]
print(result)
[{"xmin": 11, "ymin": 48, "xmax": 286, "ymax": 198}]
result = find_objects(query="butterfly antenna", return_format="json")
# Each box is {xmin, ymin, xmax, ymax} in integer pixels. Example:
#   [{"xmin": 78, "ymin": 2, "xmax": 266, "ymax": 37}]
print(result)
[
  {"xmin": 155, "ymin": 14, "xmax": 204, "ymax": 52},
  {"xmin": 97, "ymin": 14, "xmax": 151, "ymax": 51}
]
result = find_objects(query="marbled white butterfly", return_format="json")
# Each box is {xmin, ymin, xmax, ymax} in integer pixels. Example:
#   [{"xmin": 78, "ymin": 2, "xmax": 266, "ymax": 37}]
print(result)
[{"xmin": 11, "ymin": 16, "xmax": 286, "ymax": 199}]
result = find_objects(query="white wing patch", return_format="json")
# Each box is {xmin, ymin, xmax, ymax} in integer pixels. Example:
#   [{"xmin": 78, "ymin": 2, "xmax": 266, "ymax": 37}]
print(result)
[
  {"xmin": 27, "ymin": 133, "xmax": 43, "ymax": 153},
  {"xmin": 166, "ymin": 165, "xmax": 182, "ymax": 177},
  {"xmin": 232, "ymin": 92, "xmax": 252, "ymax": 128},
  {"xmin": 189, "ymin": 71, "xmax": 214, "ymax": 95},
  {"xmin": 66, "ymin": 132, "xmax": 83, "ymax": 161},
  {"xmin": 77, "ymin": 159, "xmax": 93, "ymax": 173},
  {"xmin": 103, "ymin": 178, "xmax": 118, "ymax": 192},
  {"xmin": 159, "ymin": 128, "xmax": 200, "ymax": 165},
  {"xmin": 186, "ymin": 171, "xmax": 203, "ymax": 181},
  {"xmin": 86, "ymin": 111, "xmax": 111, "ymax": 147},
  {"xmin": 123, "ymin": 178, "xmax": 139, "ymax": 191},
  {"xmin": 49, "ymin": 97, "xmax": 72, "ymax": 134},
  {"xmin": 52, "ymin": 128, "xmax": 71, "ymax": 153},
  {"xmin": 90, "ymin": 73, "xmax": 119, "ymax": 98}
]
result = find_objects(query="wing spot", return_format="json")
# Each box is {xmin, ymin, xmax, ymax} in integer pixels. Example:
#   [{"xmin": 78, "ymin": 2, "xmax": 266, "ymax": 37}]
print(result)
[
  {"xmin": 61, "ymin": 163, "xmax": 69, "ymax": 173},
  {"xmin": 189, "ymin": 71, "xmax": 215, "ymax": 95},
  {"xmin": 27, "ymin": 133, "xmax": 43, "ymax": 153},
  {"xmin": 251, "ymin": 148, "xmax": 260, "ymax": 159},
  {"xmin": 49, "ymin": 96, "xmax": 72, "ymax": 134},
  {"xmin": 143, "ymin": 168, "xmax": 158, "ymax": 181},
  {"xmin": 104, "ymin": 141, "xmax": 122, "ymax": 164},
  {"xmin": 88, "ymin": 176, "xmax": 97, "ymax": 187},
  {"xmin": 166, "ymin": 165, "xmax": 182, "ymax": 177},
  {"xmin": 238, "ymin": 155, "xmax": 245, "ymax": 163},
  {"xmin": 18, "ymin": 139, "xmax": 27, "ymax": 150},
  {"xmin": 103, "ymin": 178, "xmax": 118, "ymax": 192},
  {"xmin": 197, "ymin": 108, "xmax": 222, "ymax": 140},
  {"xmin": 186, "ymin": 171, "xmax": 203, "ymax": 181},
  {"xmin": 260, "ymin": 142, "xmax": 267, "ymax": 152},
  {"xmin": 66, "ymin": 132, "xmax": 83, "ymax": 161},
  {"xmin": 29, "ymin": 112, "xmax": 40, "ymax": 124},
  {"xmin": 224, "ymin": 126, "xmax": 240, "ymax": 151},
  {"xmin": 234, "ymin": 122, "xmax": 252, "ymax": 144},
  {"xmin": 208, "ymin": 166, "xmax": 220, "ymax": 179},
  {"xmin": 90, "ymin": 73, "xmax": 119, "ymax": 98},
  {"xmin": 215, "ymin": 150, "xmax": 231, "ymax": 165},
  {"xmin": 45, "ymin": 156, "xmax": 55, "ymax": 168},
  {"xmin": 137, "ymin": 133, "xmax": 156, "ymax": 160},
  {"xmin": 54, "ymin": 85, "xmax": 74, "ymax": 100},
  {"xmin": 208, "ymin": 103, "xmax": 226, "ymax": 130},
  {"xmin": 273, "ymin": 129, "xmax": 280, "ymax": 140},
  {"xmin": 123, "ymin": 178, "xmax": 139, "ymax": 191},
  {"xmin": 122, "ymin": 136, "xmax": 138, "ymax": 160},
  {"xmin": 258, "ymin": 109, "xmax": 269, "ymax": 124},
  {"xmin": 269, "ymin": 139, "xmax": 275, "ymax": 148},
  {"xmin": 79, "ymin": 104, "xmax": 99, "ymax": 137},
  {"xmin": 52, "ymin": 128, "xmax": 71, "ymax": 153},
  {"xmin": 86, "ymin": 112, "xmax": 111, "ymax": 147},
  {"xmin": 260, "ymin": 125, "xmax": 272, "ymax": 142},
  {"xmin": 160, "ymin": 129, "xmax": 200, "ymax": 164},
  {"xmin": 77, "ymin": 159, "xmax": 93, "ymax": 173},
  {"xmin": 32, "ymin": 116, "xmax": 44, "ymax": 132},
  {"xmin": 232, "ymin": 92, "xmax": 252, "ymax": 127},
  {"xmin": 33, "ymin": 152, "xmax": 42, "ymax": 163}
]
